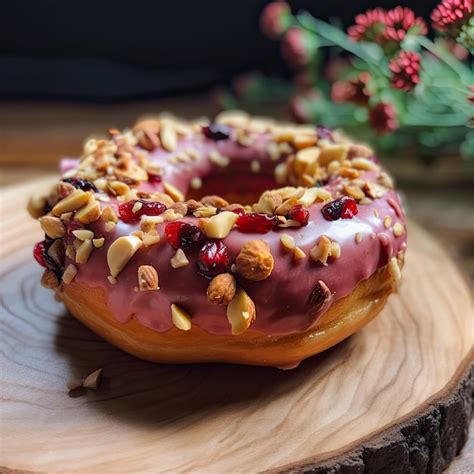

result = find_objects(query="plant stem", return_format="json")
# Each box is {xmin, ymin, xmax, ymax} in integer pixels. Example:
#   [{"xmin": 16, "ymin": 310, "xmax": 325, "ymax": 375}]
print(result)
[{"xmin": 416, "ymin": 36, "xmax": 473, "ymax": 81}]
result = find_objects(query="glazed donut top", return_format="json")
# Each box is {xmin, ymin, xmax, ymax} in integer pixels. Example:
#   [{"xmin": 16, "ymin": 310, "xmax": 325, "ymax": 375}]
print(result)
[{"xmin": 31, "ymin": 111, "xmax": 407, "ymax": 337}]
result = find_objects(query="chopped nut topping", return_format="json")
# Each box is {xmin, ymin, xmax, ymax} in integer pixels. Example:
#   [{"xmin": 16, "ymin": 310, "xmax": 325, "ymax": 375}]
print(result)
[
  {"xmin": 39, "ymin": 215, "xmax": 66, "ymax": 239},
  {"xmin": 137, "ymin": 265, "xmax": 159, "ymax": 291},
  {"xmin": 27, "ymin": 194, "xmax": 47, "ymax": 219},
  {"xmin": 75, "ymin": 239, "xmax": 93, "ymax": 264},
  {"xmin": 163, "ymin": 181, "xmax": 184, "ymax": 202},
  {"xmin": 392, "ymin": 222, "xmax": 404, "ymax": 237},
  {"xmin": 193, "ymin": 206, "xmax": 218, "ymax": 218},
  {"xmin": 101, "ymin": 206, "xmax": 118, "ymax": 223},
  {"xmin": 203, "ymin": 211, "xmax": 238, "ymax": 239},
  {"xmin": 384, "ymin": 216, "xmax": 392, "ymax": 228},
  {"xmin": 208, "ymin": 150, "xmax": 230, "ymax": 167},
  {"xmin": 201, "ymin": 195, "xmax": 229, "ymax": 208},
  {"xmin": 105, "ymin": 221, "xmax": 116, "ymax": 232},
  {"xmin": 236, "ymin": 239, "xmax": 274, "ymax": 281},
  {"xmin": 293, "ymin": 247, "xmax": 306, "ymax": 259},
  {"xmin": 75, "ymin": 196, "xmax": 101, "ymax": 224},
  {"xmin": 254, "ymin": 191, "xmax": 282, "ymax": 215},
  {"xmin": 190, "ymin": 176, "xmax": 202, "ymax": 190},
  {"xmin": 319, "ymin": 144, "xmax": 348, "ymax": 166},
  {"xmin": 159, "ymin": 124, "xmax": 178, "ymax": 152},
  {"xmin": 344, "ymin": 183, "xmax": 365, "ymax": 200},
  {"xmin": 310, "ymin": 235, "xmax": 341, "ymax": 265},
  {"xmin": 351, "ymin": 157, "xmax": 379, "ymax": 171},
  {"xmin": 62, "ymin": 264, "xmax": 78, "ymax": 284},
  {"xmin": 107, "ymin": 235, "xmax": 142, "ymax": 278},
  {"xmin": 227, "ymin": 287, "xmax": 256, "ymax": 335},
  {"xmin": 132, "ymin": 201, "xmax": 143, "ymax": 214},
  {"xmin": 171, "ymin": 304, "xmax": 192, "ymax": 331},
  {"xmin": 207, "ymin": 273, "xmax": 236, "ymax": 305},
  {"xmin": 93, "ymin": 237, "xmax": 105, "ymax": 248},
  {"xmin": 280, "ymin": 233, "xmax": 295, "ymax": 251},
  {"xmin": 52, "ymin": 189, "xmax": 90, "ymax": 215},
  {"xmin": 73, "ymin": 229, "xmax": 94, "ymax": 241},
  {"xmin": 250, "ymin": 160, "xmax": 261, "ymax": 173},
  {"xmin": 170, "ymin": 248, "xmax": 190, "ymax": 268},
  {"xmin": 355, "ymin": 232, "xmax": 363, "ymax": 243}
]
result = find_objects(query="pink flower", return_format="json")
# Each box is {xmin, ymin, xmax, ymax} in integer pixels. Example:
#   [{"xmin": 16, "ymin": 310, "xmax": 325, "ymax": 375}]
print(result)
[
  {"xmin": 431, "ymin": 0, "xmax": 472, "ymax": 34},
  {"xmin": 384, "ymin": 7, "xmax": 428, "ymax": 42},
  {"xmin": 369, "ymin": 103, "xmax": 399, "ymax": 134},
  {"xmin": 389, "ymin": 51, "xmax": 422, "ymax": 91},
  {"xmin": 331, "ymin": 72, "xmax": 371, "ymax": 104},
  {"xmin": 281, "ymin": 28, "xmax": 312, "ymax": 68},
  {"xmin": 348, "ymin": 8, "xmax": 387, "ymax": 42},
  {"xmin": 260, "ymin": 1, "xmax": 291, "ymax": 39},
  {"xmin": 289, "ymin": 90, "xmax": 320, "ymax": 123}
]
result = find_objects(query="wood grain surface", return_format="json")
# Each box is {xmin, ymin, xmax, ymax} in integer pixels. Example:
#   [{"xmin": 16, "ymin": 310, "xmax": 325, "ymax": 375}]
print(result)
[{"xmin": 0, "ymin": 174, "xmax": 472, "ymax": 472}]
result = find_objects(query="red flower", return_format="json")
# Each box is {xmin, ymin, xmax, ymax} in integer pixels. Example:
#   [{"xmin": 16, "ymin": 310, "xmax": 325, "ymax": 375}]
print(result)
[
  {"xmin": 369, "ymin": 103, "xmax": 399, "ymax": 134},
  {"xmin": 331, "ymin": 72, "xmax": 371, "ymax": 104},
  {"xmin": 384, "ymin": 7, "xmax": 428, "ymax": 42},
  {"xmin": 348, "ymin": 8, "xmax": 387, "ymax": 42},
  {"xmin": 389, "ymin": 51, "xmax": 421, "ymax": 91},
  {"xmin": 431, "ymin": 0, "xmax": 472, "ymax": 33},
  {"xmin": 260, "ymin": 1, "xmax": 291, "ymax": 39},
  {"xmin": 281, "ymin": 27, "xmax": 312, "ymax": 68}
]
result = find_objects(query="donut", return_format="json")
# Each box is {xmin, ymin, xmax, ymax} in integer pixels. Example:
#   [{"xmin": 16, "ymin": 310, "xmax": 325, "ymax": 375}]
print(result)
[{"xmin": 29, "ymin": 111, "xmax": 407, "ymax": 369}]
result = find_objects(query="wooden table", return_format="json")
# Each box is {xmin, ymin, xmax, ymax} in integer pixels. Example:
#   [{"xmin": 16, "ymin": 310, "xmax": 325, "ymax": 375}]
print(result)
[{"xmin": 1, "ymin": 100, "xmax": 472, "ymax": 472}]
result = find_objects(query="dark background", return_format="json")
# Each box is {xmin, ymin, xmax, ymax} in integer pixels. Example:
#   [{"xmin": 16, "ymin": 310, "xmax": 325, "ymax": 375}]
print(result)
[{"xmin": 0, "ymin": 0, "xmax": 438, "ymax": 100}]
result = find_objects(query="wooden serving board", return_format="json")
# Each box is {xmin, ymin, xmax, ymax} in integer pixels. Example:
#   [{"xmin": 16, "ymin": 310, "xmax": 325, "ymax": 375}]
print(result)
[{"xmin": 0, "ymin": 178, "xmax": 473, "ymax": 473}]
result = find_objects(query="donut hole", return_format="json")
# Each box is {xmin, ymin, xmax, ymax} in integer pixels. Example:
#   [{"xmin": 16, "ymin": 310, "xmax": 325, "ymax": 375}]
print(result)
[{"xmin": 186, "ymin": 172, "xmax": 279, "ymax": 206}]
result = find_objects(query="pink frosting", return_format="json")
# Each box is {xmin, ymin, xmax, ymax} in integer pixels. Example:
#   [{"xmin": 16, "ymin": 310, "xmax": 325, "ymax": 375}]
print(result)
[{"xmin": 64, "ymin": 129, "xmax": 407, "ymax": 337}]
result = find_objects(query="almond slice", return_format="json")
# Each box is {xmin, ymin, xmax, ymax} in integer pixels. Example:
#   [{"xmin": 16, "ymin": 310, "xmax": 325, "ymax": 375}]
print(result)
[
  {"xmin": 204, "ymin": 211, "xmax": 238, "ymax": 239},
  {"xmin": 107, "ymin": 235, "xmax": 142, "ymax": 278},
  {"xmin": 171, "ymin": 304, "xmax": 192, "ymax": 331},
  {"xmin": 39, "ymin": 215, "xmax": 66, "ymax": 239},
  {"xmin": 73, "ymin": 229, "xmax": 94, "ymax": 240},
  {"xmin": 163, "ymin": 182, "xmax": 184, "ymax": 202},
  {"xmin": 227, "ymin": 287, "xmax": 256, "ymax": 335},
  {"xmin": 52, "ymin": 189, "xmax": 90, "ymax": 215}
]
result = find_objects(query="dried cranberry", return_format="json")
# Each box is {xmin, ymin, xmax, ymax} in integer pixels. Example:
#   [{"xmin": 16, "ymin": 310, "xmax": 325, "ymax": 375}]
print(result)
[
  {"xmin": 118, "ymin": 199, "xmax": 166, "ymax": 223},
  {"xmin": 288, "ymin": 204, "xmax": 309, "ymax": 226},
  {"xmin": 316, "ymin": 126, "xmax": 334, "ymax": 142},
  {"xmin": 165, "ymin": 221, "xmax": 205, "ymax": 249},
  {"xmin": 33, "ymin": 241, "xmax": 46, "ymax": 267},
  {"xmin": 202, "ymin": 123, "xmax": 231, "ymax": 141},
  {"xmin": 62, "ymin": 177, "xmax": 97, "ymax": 192},
  {"xmin": 197, "ymin": 241, "xmax": 230, "ymax": 276},
  {"xmin": 229, "ymin": 207, "xmax": 246, "ymax": 216},
  {"xmin": 321, "ymin": 197, "xmax": 358, "ymax": 221},
  {"xmin": 147, "ymin": 172, "xmax": 162, "ymax": 184},
  {"xmin": 236, "ymin": 212, "xmax": 279, "ymax": 234}
]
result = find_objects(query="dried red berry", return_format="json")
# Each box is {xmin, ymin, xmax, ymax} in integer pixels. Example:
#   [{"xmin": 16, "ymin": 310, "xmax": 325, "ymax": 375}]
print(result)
[
  {"xmin": 147, "ymin": 172, "xmax": 162, "ymax": 184},
  {"xmin": 236, "ymin": 213, "xmax": 279, "ymax": 234},
  {"xmin": 33, "ymin": 241, "xmax": 46, "ymax": 267},
  {"xmin": 321, "ymin": 197, "xmax": 358, "ymax": 221},
  {"xmin": 118, "ymin": 199, "xmax": 166, "ymax": 223},
  {"xmin": 197, "ymin": 241, "xmax": 230, "ymax": 276},
  {"xmin": 165, "ymin": 221, "xmax": 205, "ymax": 249},
  {"xmin": 288, "ymin": 204, "xmax": 309, "ymax": 226},
  {"xmin": 229, "ymin": 207, "xmax": 246, "ymax": 216},
  {"xmin": 202, "ymin": 123, "xmax": 231, "ymax": 141},
  {"xmin": 62, "ymin": 177, "xmax": 97, "ymax": 192}
]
